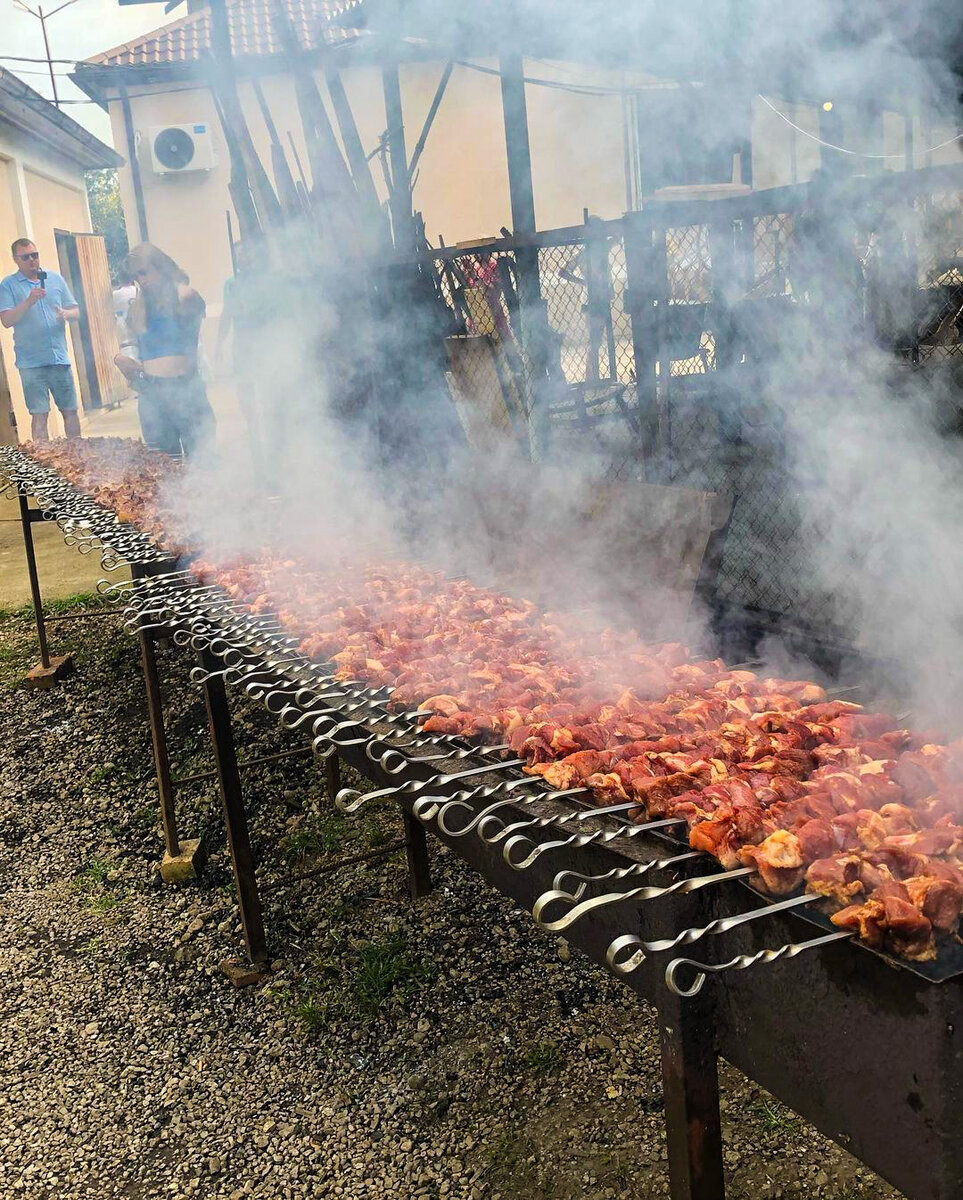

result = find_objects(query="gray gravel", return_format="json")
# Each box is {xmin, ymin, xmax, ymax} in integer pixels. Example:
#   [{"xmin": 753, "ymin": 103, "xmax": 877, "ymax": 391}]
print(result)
[{"xmin": 0, "ymin": 602, "xmax": 904, "ymax": 1200}]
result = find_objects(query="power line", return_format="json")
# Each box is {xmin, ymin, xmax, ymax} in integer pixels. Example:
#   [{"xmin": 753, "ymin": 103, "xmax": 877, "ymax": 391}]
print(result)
[
  {"xmin": 0, "ymin": 52, "xmax": 78, "ymax": 63},
  {"xmin": 757, "ymin": 94, "xmax": 963, "ymax": 160}
]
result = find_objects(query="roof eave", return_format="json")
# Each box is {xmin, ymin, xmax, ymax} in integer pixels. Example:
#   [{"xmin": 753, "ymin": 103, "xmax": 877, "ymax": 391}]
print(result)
[{"xmin": 0, "ymin": 70, "xmax": 123, "ymax": 170}]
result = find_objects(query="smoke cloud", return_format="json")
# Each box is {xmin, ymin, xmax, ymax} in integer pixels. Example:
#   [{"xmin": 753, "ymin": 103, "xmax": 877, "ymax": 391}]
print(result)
[{"xmin": 149, "ymin": 0, "xmax": 963, "ymax": 727}]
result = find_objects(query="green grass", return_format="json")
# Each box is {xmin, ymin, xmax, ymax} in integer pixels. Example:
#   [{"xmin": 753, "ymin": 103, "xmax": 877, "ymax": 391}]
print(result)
[
  {"xmin": 280, "ymin": 814, "xmax": 352, "ymax": 861},
  {"xmin": 524, "ymin": 1041, "xmax": 563, "ymax": 1073},
  {"xmin": 485, "ymin": 1130, "xmax": 528, "ymax": 1174},
  {"xmin": 751, "ymin": 1098, "xmax": 800, "ymax": 1132},
  {"xmin": 12, "ymin": 590, "xmax": 102, "ymax": 620},
  {"xmin": 132, "ymin": 803, "xmax": 157, "ymax": 827},
  {"xmin": 71, "ymin": 858, "xmax": 127, "ymax": 921},
  {"xmin": 72, "ymin": 858, "xmax": 113, "ymax": 891},
  {"xmin": 87, "ymin": 764, "xmax": 115, "ymax": 787},
  {"xmin": 361, "ymin": 816, "xmax": 395, "ymax": 849},
  {"xmin": 276, "ymin": 933, "xmax": 432, "ymax": 1035},
  {"xmin": 351, "ymin": 934, "xmax": 428, "ymax": 1017}
]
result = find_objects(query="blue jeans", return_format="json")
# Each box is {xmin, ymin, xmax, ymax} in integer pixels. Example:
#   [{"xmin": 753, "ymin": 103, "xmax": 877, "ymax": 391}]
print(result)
[
  {"xmin": 20, "ymin": 364, "xmax": 78, "ymax": 415},
  {"xmin": 136, "ymin": 372, "xmax": 215, "ymax": 458}
]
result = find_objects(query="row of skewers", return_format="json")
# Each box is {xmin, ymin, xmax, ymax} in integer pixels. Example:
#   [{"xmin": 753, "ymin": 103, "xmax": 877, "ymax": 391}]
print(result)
[{"xmin": 21, "ymin": 438, "xmax": 963, "ymax": 963}]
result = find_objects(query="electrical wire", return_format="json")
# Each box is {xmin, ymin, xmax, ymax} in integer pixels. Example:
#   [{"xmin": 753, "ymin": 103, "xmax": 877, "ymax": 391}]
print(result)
[{"xmin": 757, "ymin": 93, "xmax": 963, "ymax": 159}]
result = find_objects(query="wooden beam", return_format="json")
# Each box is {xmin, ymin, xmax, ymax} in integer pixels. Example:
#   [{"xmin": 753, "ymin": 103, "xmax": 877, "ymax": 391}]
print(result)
[
  {"xmin": 408, "ymin": 59, "xmax": 454, "ymax": 180},
  {"xmin": 324, "ymin": 65, "xmax": 382, "ymax": 219},
  {"xmin": 382, "ymin": 62, "xmax": 414, "ymax": 253},
  {"xmin": 118, "ymin": 84, "xmax": 149, "ymax": 243},
  {"xmin": 498, "ymin": 53, "xmax": 536, "ymax": 240}
]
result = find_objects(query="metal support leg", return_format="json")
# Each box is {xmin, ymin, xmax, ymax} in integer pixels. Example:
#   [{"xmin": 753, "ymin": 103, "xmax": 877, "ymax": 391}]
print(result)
[
  {"xmin": 325, "ymin": 753, "xmax": 341, "ymax": 803},
  {"xmin": 18, "ymin": 491, "xmax": 50, "ymax": 668},
  {"xmin": 658, "ymin": 987, "xmax": 726, "ymax": 1200},
  {"xmin": 138, "ymin": 623, "xmax": 180, "ymax": 858},
  {"xmin": 402, "ymin": 809, "xmax": 432, "ymax": 900},
  {"xmin": 198, "ymin": 647, "xmax": 267, "ymax": 966}
]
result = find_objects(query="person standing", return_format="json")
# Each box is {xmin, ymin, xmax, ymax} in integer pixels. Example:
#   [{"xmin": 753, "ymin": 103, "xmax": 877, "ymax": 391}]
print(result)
[
  {"xmin": 113, "ymin": 243, "xmax": 215, "ymax": 458},
  {"xmin": 0, "ymin": 238, "xmax": 81, "ymax": 442}
]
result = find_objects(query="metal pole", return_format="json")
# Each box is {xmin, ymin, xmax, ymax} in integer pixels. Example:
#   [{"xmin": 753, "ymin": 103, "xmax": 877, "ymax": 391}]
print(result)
[
  {"xmin": 18, "ymin": 491, "xmax": 50, "ymax": 668},
  {"xmin": 198, "ymin": 647, "xmax": 267, "ymax": 966},
  {"xmin": 403, "ymin": 809, "xmax": 432, "ymax": 900},
  {"xmin": 658, "ymin": 985, "xmax": 726, "ymax": 1200},
  {"xmin": 499, "ymin": 53, "xmax": 553, "ymax": 451},
  {"xmin": 38, "ymin": 9, "xmax": 58, "ymax": 107},
  {"xmin": 137, "ymin": 621, "xmax": 180, "ymax": 858}
]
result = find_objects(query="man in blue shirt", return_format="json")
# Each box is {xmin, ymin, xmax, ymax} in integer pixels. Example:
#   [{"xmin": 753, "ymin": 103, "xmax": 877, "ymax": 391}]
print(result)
[{"xmin": 0, "ymin": 238, "xmax": 81, "ymax": 442}]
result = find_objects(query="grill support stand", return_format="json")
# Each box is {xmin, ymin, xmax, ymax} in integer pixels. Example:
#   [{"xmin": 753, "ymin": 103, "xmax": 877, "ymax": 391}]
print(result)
[
  {"xmin": 18, "ymin": 492, "xmax": 73, "ymax": 685},
  {"xmin": 403, "ymin": 811, "xmax": 432, "ymax": 900},
  {"xmin": 658, "ymin": 986, "xmax": 725, "ymax": 1200},
  {"xmin": 198, "ymin": 646, "xmax": 268, "ymax": 971},
  {"xmin": 131, "ymin": 562, "xmax": 182, "ymax": 864}
]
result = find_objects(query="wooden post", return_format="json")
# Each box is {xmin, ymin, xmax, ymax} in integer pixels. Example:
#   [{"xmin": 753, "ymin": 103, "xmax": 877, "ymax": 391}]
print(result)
[
  {"xmin": 382, "ymin": 61, "xmax": 415, "ymax": 254},
  {"xmin": 498, "ymin": 53, "xmax": 553, "ymax": 451},
  {"xmin": 0, "ymin": 338, "xmax": 18, "ymax": 446},
  {"xmin": 119, "ymin": 84, "xmax": 149, "ymax": 244}
]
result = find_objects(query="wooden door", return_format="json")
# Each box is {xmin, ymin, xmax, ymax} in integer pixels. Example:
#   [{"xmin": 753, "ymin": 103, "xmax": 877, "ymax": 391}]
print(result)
[
  {"xmin": 0, "ymin": 339, "xmax": 16, "ymax": 446},
  {"xmin": 55, "ymin": 229, "xmax": 124, "ymax": 412}
]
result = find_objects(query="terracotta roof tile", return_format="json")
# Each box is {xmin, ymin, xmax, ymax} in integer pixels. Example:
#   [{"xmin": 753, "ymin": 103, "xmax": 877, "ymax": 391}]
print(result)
[{"xmin": 84, "ymin": 0, "xmax": 362, "ymax": 68}]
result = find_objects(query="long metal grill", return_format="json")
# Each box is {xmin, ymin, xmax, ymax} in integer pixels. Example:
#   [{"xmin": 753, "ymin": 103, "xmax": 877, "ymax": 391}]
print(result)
[{"xmin": 9, "ymin": 443, "xmax": 963, "ymax": 1200}]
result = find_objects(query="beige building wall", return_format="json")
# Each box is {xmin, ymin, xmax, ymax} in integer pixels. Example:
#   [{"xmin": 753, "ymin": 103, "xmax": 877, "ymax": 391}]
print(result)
[
  {"xmin": 0, "ymin": 126, "xmax": 97, "ymax": 441},
  {"xmin": 105, "ymin": 57, "xmax": 643, "ymax": 342}
]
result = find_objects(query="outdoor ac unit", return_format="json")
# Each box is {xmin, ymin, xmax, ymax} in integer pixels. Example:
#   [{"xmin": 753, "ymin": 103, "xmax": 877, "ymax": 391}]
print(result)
[{"xmin": 147, "ymin": 124, "xmax": 216, "ymax": 174}]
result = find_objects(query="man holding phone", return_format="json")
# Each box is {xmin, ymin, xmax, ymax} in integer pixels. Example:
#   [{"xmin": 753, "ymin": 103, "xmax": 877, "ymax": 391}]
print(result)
[{"xmin": 0, "ymin": 238, "xmax": 81, "ymax": 441}]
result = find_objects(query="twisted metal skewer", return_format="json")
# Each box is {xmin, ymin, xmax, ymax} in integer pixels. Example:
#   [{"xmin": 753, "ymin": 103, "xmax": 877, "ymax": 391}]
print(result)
[
  {"xmin": 552, "ymin": 852, "xmax": 702, "ymax": 901},
  {"xmin": 664, "ymin": 930, "xmax": 854, "ymax": 997},
  {"xmin": 606, "ymin": 892, "xmax": 816, "ymax": 976},
  {"xmin": 335, "ymin": 758, "xmax": 526, "ymax": 813},
  {"xmin": 502, "ymin": 816, "xmax": 684, "ymax": 869},
  {"xmin": 531, "ymin": 866, "xmax": 754, "ymax": 934}
]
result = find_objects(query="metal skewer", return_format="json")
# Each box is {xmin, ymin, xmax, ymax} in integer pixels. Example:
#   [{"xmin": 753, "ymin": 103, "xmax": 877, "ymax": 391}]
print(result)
[
  {"xmin": 531, "ymin": 866, "xmax": 754, "ymax": 934},
  {"xmin": 606, "ymin": 892, "xmax": 817, "ymax": 976},
  {"xmin": 664, "ymin": 930, "xmax": 854, "ymax": 997}
]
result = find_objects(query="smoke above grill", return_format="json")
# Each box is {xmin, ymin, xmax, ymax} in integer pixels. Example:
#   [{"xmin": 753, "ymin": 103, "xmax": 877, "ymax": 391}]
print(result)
[{"xmin": 122, "ymin": 0, "xmax": 963, "ymax": 734}]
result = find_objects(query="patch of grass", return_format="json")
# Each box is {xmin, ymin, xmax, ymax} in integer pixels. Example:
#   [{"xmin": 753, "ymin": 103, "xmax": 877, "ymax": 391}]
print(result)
[
  {"xmin": 132, "ymin": 803, "xmax": 157, "ymax": 827},
  {"xmin": 751, "ymin": 1098, "xmax": 800, "ymax": 1132},
  {"xmin": 72, "ymin": 858, "xmax": 113, "ymax": 891},
  {"xmin": 351, "ymin": 933, "xmax": 428, "ymax": 1017},
  {"xmin": 88, "ymin": 763, "xmax": 115, "ymax": 787},
  {"xmin": 71, "ymin": 858, "xmax": 127, "ymax": 921},
  {"xmin": 361, "ymin": 816, "xmax": 395, "ymax": 850},
  {"xmin": 524, "ymin": 1041, "xmax": 563, "ymax": 1073},
  {"xmin": 0, "ymin": 590, "xmax": 102, "ymax": 623},
  {"xmin": 280, "ymin": 814, "xmax": 353, "ymax": 861},
  {"xmin": 276, "ymin": 933, "xmax": 432, "ymax": 1035}
]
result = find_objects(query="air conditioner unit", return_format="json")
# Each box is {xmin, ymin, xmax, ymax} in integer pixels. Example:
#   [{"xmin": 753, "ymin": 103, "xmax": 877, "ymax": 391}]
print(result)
[{"xmin": 147, "ymin": 124, "xmax": 216, "ymax": 174}]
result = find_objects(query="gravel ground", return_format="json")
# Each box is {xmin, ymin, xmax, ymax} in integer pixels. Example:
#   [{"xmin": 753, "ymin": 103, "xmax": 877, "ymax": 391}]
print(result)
[{"xmin": 0, "ymin": 599, "xmax": 905, "ymax": 1200}]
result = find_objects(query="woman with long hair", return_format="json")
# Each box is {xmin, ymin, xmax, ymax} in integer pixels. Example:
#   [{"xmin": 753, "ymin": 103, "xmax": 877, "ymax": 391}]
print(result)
[{"xmin": 114, "ymin": 243, "xmax": 216, "ymax": 458}]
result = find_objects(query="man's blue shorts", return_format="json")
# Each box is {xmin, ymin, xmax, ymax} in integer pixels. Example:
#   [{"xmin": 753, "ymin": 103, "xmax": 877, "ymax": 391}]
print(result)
[{"xmin": 20, "ymin": 364, "xmax": 79, "ymax": 415}]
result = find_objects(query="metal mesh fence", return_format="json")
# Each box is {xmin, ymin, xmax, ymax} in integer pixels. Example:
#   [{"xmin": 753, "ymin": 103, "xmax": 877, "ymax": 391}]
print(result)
[
  {"xmin": 422, "ymin": 165, "xmax": 963, "ymax": 631},
  {"xmin": 914, "ymin": 189, "xmax": 963, "ymax": 364},
  {"xmin": 538, "ymin": 241, "xmax": 593, "ymax": 383},
  {"xmin": 752, "ymin": 213, "xmax": 794, "ymax": 295}
]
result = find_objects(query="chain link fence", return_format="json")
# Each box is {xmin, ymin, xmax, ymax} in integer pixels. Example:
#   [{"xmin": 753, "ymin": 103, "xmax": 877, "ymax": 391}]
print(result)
[{"xmin": 421, "ymin": 163, "xmax": 963, "ymax": 638}]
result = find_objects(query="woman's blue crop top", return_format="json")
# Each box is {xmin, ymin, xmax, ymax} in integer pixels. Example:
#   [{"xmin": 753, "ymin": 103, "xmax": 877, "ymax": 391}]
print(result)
[{"xmin": 137, "ymin": 305, "xmax": 202, "ymax": 360}]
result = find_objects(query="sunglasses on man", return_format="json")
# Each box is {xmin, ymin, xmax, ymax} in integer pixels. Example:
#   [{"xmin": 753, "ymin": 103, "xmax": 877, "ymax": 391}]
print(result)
[{"xmin": 17, "ymin": 252, "xmax": 40, "ymax": 261}]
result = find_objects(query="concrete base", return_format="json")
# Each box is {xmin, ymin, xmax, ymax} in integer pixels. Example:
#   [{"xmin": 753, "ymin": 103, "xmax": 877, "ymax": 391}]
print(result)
[
  {"xmin": 159, "ymin": 837, "xmax": 206, "ymax": 884},
  {"xmin": 220, "ymin": 958, "xmax": 270, "ymax": 988},
  {"xmin": 27, "ymin": 653, "xmax": 74, "ymax": 688}
]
